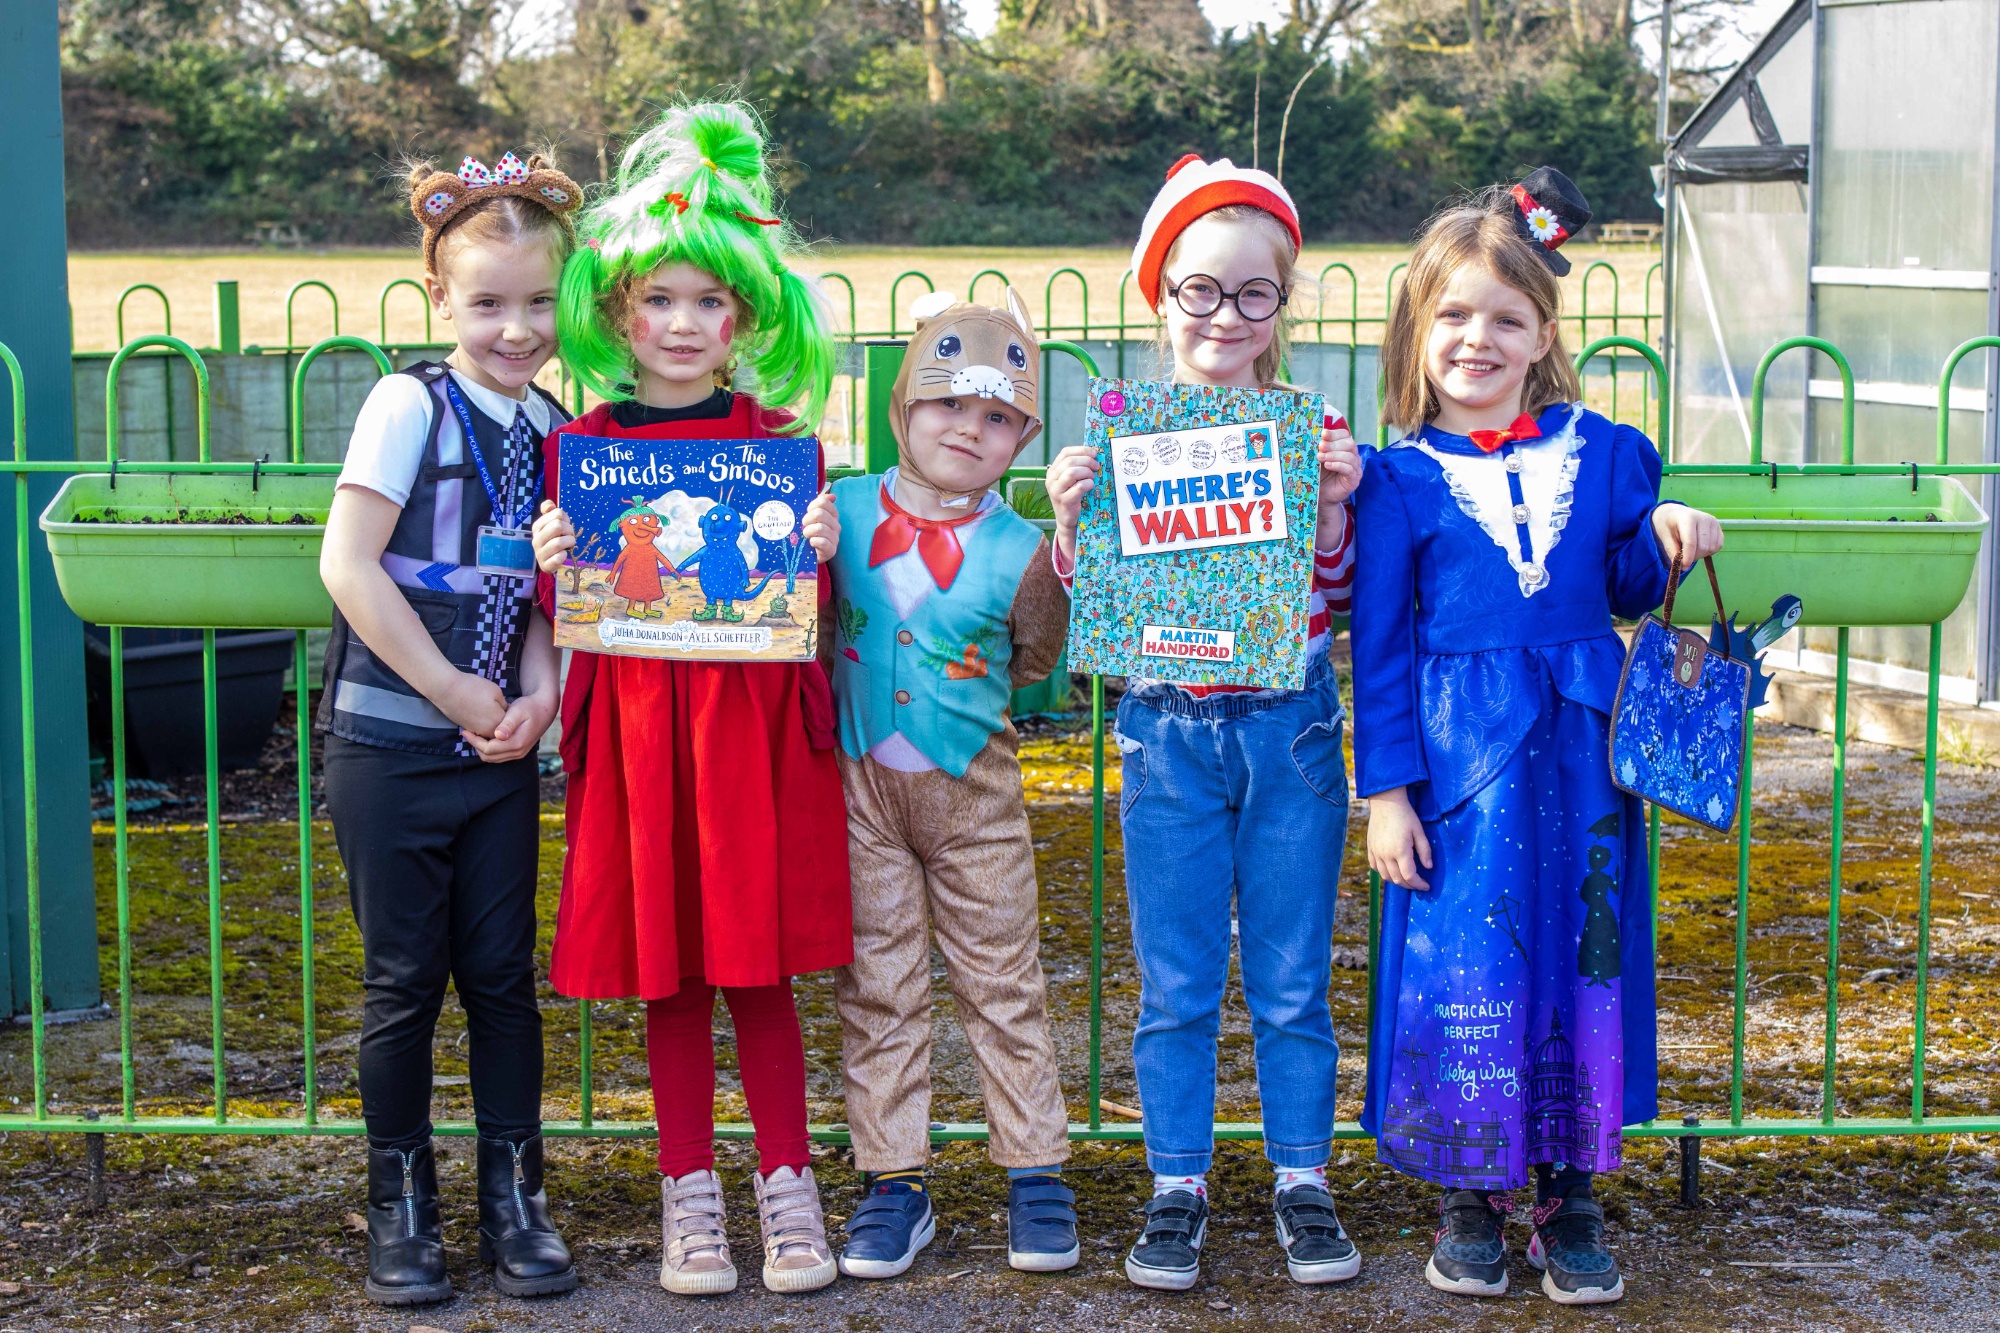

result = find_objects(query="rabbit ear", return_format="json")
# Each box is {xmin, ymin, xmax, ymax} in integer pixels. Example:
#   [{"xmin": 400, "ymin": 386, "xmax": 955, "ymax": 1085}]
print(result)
[{"xmin": 1004, "ymin": 286, "xmax": 1034, "ymax": 336}]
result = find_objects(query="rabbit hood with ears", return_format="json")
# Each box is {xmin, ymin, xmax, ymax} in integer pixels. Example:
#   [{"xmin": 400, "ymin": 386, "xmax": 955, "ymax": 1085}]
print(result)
[{"xmin": 889, "ymin": 287, "xmax": 1043, "ymax": 453}]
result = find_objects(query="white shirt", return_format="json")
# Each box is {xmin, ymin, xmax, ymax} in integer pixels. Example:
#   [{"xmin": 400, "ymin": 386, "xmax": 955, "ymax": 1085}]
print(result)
[{"xmin": 337, "ymin": 367, "xmax": 555, "ymax": 507}]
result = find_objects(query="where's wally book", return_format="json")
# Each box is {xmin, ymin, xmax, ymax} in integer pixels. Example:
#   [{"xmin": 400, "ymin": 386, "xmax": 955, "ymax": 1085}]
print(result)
[
  {"xmin": 552, "ymin": 435, "xmax": 818, "ymax": 661},
  {"xmin": 1066, "ymin": 379, "xmax": 1322, "ymax": 689}
]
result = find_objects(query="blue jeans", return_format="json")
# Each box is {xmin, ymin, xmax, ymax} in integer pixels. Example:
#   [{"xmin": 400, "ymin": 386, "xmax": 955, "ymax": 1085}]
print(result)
[{"xmin": 1115, "ymin": 665, "xmax": 1350, "ymax": 1175}]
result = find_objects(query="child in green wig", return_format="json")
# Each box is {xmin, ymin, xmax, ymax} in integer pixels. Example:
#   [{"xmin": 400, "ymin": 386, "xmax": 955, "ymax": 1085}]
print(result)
[
  {"xmin": 530, "ymin": 102, "xmax": 852, "ymax": 1300},
  {"xmin": 555, "ymin": 100, "xmax": 835, "ymax": 427}
]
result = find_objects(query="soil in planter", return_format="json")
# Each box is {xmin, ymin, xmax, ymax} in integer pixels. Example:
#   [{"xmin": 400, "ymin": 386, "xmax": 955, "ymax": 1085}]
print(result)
[{"xmin": 70, "ymin": 509, "xmax": 322, "ymax": 525}]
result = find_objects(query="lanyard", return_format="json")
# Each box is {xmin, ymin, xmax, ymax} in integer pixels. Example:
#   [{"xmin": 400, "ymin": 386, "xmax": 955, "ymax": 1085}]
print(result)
[{"xmin": 440, "ymin": 372, "xmax": 532, "ymax": 529}]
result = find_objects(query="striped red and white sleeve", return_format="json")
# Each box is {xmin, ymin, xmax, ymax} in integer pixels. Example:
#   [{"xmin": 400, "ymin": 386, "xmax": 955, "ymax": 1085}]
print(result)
[{"xmin": 1301, "ymin": 501, "xmax": 1357, "ymax": 661}]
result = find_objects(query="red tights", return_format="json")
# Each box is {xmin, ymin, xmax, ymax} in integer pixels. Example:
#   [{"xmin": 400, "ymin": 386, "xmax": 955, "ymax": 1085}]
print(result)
[{"xmin": 647, "ymin": 979, "xmax": 811, "ymax": 1179}]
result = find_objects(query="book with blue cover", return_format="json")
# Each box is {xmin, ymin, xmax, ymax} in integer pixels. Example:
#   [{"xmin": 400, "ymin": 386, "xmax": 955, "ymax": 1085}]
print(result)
[
  {"xmin": 552, "ymin": 434, "xmax": 819, "ymax": 661},
  {"xmin": 1065, "ymin": 379, "xmax": 1323, "ymax": 689}
]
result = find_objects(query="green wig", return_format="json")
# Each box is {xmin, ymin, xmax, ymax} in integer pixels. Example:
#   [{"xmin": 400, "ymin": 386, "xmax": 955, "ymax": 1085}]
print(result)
[{"xmin": 558, "ymin": 102, "xmax": 834, "ymax": 434}]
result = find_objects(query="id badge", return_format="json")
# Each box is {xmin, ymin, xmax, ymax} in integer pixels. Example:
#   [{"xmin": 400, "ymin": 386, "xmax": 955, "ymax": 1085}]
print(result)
[{"xmin": 476, "ymin": 525, "xmax": 537, "ymax": 578}]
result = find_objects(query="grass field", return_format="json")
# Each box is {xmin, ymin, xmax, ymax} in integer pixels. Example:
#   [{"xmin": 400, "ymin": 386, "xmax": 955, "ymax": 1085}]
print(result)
[{"xmin": 67, "ymin": 242, "xmax": 1666, "ymax": 354}]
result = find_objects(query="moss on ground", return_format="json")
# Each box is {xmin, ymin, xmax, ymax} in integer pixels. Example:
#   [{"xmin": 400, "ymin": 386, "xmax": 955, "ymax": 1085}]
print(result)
[{"xmin": 0, "ymin": 714, "xmax": 1994, "ymax": 1327}]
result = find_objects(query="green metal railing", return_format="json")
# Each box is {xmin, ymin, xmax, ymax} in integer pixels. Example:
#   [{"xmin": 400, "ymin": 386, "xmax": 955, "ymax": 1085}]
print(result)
[{"xmin": 10, "ymin": 322, "xmax": 1999, "ymax": 1154}]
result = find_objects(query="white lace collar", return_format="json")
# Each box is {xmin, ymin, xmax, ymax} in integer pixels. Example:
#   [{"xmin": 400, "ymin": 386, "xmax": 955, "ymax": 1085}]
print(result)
[{"xmin": 1401, "ymin": 404, "xmax": 1586, "ymax": 598}]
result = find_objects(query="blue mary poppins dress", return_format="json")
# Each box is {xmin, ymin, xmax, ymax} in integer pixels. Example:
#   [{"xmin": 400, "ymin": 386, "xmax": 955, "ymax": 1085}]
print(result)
[{"xmin": 1350, "ymin": 401, "xmax": 1672, "ymax": 1191}]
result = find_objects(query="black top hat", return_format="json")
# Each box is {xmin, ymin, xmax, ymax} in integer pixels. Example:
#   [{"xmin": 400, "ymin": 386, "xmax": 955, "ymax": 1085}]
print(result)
[{"xmin": 1506, "ymin": 166, "xmax": 1591, "ymax": 276}]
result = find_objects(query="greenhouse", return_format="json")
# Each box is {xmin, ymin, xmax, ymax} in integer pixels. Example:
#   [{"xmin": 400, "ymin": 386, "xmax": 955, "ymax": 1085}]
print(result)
[{"xmin": 1664, "ymin": 0, "xmax": 2000, "ymax": 699}]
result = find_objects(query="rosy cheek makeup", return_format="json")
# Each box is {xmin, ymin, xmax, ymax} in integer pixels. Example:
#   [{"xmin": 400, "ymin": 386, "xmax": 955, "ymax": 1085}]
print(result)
[
  {"xmin": 631, "ymin": 315, "xmax": 651, "ymax": 340},
  {"xmin": 718, "ymin": 315, "xmax": 734, "ymax": 345}
]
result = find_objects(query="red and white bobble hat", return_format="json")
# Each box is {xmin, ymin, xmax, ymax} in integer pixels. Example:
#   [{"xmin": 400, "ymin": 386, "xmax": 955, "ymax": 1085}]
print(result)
[{"xmin": 1131, "ymin": 154, "xmax": 1302, "ymax": 309}]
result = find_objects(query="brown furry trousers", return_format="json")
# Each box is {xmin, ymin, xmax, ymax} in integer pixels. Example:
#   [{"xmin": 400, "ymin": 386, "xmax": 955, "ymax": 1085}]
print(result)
[{"xmin": 833, "ymin": 735, "xmax": 1072, "ymax": 1172}]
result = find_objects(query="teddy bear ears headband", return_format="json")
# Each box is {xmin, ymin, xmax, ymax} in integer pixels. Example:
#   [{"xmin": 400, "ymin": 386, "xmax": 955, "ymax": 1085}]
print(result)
[
  {"xmin": 888, "ymin": 287, "xmax": 1044, "ymax": 452},
  {"xmin": 409, "ymin": 151, "xmax": 585, "ymax": 273}
]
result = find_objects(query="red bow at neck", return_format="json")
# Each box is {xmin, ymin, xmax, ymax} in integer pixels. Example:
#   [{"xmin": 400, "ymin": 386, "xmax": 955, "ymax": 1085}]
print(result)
[
  {"xmin": 1469, "ymin": 413, "xmax": 1542, "ymax": 454},
  {"xmin": 869, "ymin": 484, "xmax": 985, "ymax": 590}
]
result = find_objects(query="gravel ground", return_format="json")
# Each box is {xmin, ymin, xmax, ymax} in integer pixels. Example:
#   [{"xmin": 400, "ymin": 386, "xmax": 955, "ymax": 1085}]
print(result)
[{"xmin": 3, "ymin": 699, "xmax": 1999, "ymax": 1331}]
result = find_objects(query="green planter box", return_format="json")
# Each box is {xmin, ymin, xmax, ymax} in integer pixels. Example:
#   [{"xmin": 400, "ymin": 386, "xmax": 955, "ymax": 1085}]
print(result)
[
  {"xmin": 40, "ymin": 473, "xmax": 336, "ymax": 628},
  {"xmin": 1660, "ymin": 474, "xmax": 1988, "ymax": 628}
]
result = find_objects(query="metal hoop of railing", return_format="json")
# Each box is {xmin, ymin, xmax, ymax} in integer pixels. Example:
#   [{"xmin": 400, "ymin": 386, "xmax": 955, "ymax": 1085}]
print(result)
[
  {"xmin": 115, "ymin": 284, "xmax": 172, "ymax": 346},
  {"xmin": 377, "ymin": 278, "xmax": 432, "ymax": 345},
  {"xmin": 818, "ymin": 272, "xmax": 857, "ymax": 337},
  {"xmin": 1385, "ymin": 261, "xmax": 1407, "ymax": 319},
  {"xmin": 285, "ymin": 280, "xmax": 341, "ymax": 352},
  {"xmin": 968, "ymin": 268, "xmax": 1013, "ymax": 307},
  {"xmin": 1750, "ymin": 335, "xmax": 1854, "ymax": 467},
  {"xmin": 1316, "ymin": 261, "xmax": 1360, "ymax": 417},
  {"xmin": 1115, "ymin": 269, "xmax": 1138, "ymax": 377},
  {"xmin": 1, "ymin": 344, "xmax": 45, "ymax": 1121},
  {"xmin": 1579, "ymin": 262, "xmax": 1622, "ymax": 420},
  {"xmin": 1044, "ymin": 267, "xmax": 1089, "ymax": 341},
  {"xmin": 887, "ymin": 270, "xmax": 935, "ymax": 337}
]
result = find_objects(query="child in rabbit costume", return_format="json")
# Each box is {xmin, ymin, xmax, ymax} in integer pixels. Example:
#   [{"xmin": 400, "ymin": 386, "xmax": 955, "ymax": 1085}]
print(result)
[{"xmin": 806, "ymin": 288, "xmax": 1078, "ymax": 1279}]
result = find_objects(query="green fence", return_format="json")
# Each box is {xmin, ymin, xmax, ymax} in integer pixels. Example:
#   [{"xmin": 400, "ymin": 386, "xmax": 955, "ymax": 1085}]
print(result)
[{"xmin": 2, "ymin": 323, "xmax": 1995, "ymax": 1177}]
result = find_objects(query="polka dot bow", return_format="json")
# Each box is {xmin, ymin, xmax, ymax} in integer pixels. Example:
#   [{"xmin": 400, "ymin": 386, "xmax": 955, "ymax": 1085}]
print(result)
[{"xmin": 458, "ymin": 152, "xmax": 531, "ymax": 188}]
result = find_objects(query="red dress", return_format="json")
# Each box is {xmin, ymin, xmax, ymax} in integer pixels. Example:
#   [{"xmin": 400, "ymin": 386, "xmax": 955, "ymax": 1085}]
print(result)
[{"xmin": 536, "ymin": 397, "xmax": 851, "ymax": 1000}]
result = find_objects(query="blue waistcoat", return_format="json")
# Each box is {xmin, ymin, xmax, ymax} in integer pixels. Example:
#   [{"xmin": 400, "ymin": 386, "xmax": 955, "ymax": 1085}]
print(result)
[{"xmin": 828, "ymin": 474, "xmax": 1043, "ymax": 778}]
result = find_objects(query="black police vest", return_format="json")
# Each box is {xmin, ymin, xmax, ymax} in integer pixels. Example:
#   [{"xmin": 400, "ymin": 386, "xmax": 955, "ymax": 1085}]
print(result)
[{"xmin": 317, "ymin": 361, "xmax": 568, "ymax": 754}]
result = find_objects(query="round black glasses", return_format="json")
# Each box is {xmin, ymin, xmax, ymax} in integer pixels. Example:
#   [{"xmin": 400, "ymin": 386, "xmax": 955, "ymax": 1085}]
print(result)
[{"xmin": 1166, "ymin": 274, "xmax": 1288, "ymax": 322}]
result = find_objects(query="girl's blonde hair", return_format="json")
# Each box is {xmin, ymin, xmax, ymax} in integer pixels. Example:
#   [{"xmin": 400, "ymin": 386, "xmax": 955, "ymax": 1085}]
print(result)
[
  {"xmin": 1156, "ymin": 205, "xmax": 1304, "ymax": 389},
  {"xmin": 1381, "ymin": 187, "xmax": 1580, "ymax": 433}
]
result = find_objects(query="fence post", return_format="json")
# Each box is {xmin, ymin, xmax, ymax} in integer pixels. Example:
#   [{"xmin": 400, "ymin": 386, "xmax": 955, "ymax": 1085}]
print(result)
[
  {"xmin": 0, "ymin": 4, "xmax": 98, "ymax": 1021},
  {"xmin": 214, "ymin": 281, "xmax": 242, "ymax": 357}
]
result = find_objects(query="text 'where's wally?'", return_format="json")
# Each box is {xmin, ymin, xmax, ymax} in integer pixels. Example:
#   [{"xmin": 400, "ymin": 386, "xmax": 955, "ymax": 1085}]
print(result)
[{"xmin": 1109, "ymin": 419, "xmax": 1289, "ymax": 558}]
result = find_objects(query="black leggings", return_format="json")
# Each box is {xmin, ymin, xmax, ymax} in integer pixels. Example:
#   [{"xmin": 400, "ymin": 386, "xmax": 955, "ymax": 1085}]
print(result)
[{"xmin": 325, "ymin": 736, "xmax": 544, "ymax": 1149}]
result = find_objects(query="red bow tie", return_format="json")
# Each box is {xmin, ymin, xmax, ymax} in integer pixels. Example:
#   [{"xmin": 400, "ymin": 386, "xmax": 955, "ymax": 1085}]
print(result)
[
  {"xmin": 1469, "ymin": 413, "xmax": 1542, "ymax": 453},
  {"xmin": 869, "ymin": 485, "xmax": 984, "ymax": 590}
]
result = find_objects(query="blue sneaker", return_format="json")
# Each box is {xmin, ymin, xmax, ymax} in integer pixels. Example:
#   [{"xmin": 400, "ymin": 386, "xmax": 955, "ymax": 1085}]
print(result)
[
  {"xmin": 838, "ymin": 1178, "xmax": 935, "ymax": 1279},
  {"xmin": 1006, "ymin": 1175, "xmax": 1079, "ymax": 1273},
  {"xmin": 1426, "ymin": 1189, "xmax": 1509, "ymax": 1297}
]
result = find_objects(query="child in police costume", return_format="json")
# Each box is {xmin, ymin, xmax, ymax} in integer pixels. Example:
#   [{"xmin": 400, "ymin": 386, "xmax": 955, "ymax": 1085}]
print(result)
[
  {"xmin": 317, "ymin": 149, "xmax": 583, "ymax": 1306},
  {"xmin": 801, "ymin": 288, "xmax": 1080, "ymax": 1279}
]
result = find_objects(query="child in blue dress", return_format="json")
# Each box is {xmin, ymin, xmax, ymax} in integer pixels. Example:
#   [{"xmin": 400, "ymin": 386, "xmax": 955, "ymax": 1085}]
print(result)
[{"xmin": 1350, "ymin": 168, "xmax": 1723, "ymax": 1306}]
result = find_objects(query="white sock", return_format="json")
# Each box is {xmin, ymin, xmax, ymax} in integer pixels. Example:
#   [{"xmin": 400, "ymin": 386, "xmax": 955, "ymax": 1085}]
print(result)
[
  {"xmin": 1274, "ymin": 1165, "xmax": 1328, "ymax": 1194},
  {"xmin": 1153, "ymin": 1172, "xmax": 1206, "ymax": 1198}
]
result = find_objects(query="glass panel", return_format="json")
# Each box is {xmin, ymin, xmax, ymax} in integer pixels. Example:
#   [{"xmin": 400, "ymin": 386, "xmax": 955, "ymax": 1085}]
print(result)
[
  {"xmin": 1671, "ymin": 181, "xmax": 1811, "ymax": 464},
  {"xmin": 1696, "ymin": 98, "xmax": 1761, "ymax": 149},
  {"xmin": 1817, "ymin": 0, "xmax": 1998, "ymax": 270},
  {"xmin": 1755, "ymin": 22, "xmax": 1814, "ymax": 144},
  {"xmin": 1813, "ymin": 285, "xmax": 1991, "ymax": 391}
]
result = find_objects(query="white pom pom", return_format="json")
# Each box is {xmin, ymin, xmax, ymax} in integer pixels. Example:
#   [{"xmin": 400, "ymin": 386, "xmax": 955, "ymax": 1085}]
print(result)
[{"xmin": 908, "ymin": 290, "xmax": 958, "ymax": 323}]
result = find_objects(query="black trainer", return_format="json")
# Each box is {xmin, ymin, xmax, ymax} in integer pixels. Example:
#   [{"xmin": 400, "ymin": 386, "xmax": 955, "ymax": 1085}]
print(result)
[
  {"xmin": 1528, "ymin": 1194, "xmax": 1624, "ymax": 1304},
  {"xmin": 1273, "ymin": 1184, "xmax": 1361, "ymax": 1284},
  {"xmin": 1125, "ymin": 1189, "xmax": 1207, "ymax": 1291},
  {"xmin": 1425, "ymin": 1189, "xmax": 1510, "ymax": 1297}
]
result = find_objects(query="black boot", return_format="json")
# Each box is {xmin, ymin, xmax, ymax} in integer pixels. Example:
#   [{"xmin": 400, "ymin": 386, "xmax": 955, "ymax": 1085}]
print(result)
[
  {"xmin": 365, "ymin": 1141, "xmax": 451, "ymax": 1305},
  {"xmin": 476, "ymin": 1134, "xmax": 579, "ymax": 1297}
]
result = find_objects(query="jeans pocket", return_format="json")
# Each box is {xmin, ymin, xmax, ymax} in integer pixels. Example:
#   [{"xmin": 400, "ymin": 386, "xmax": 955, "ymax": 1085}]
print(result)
[
  {"xmin": 1115, "ymin": 727, "xmax": 1147, "ymax": 817},
  {"xmin": 1290, "ymin": 715, "xmax": 1349, "ymax": 807}
]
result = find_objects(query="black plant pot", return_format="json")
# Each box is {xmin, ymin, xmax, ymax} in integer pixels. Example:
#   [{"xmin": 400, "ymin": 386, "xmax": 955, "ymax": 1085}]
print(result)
[{"xmin": 83, "ymin": 627, "xmax": 296, "ymax": 779}]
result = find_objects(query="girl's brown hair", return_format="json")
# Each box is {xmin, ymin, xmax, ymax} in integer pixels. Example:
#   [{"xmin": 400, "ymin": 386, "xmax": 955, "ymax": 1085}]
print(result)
[
  {"xmin": 1380, "ymin": 186, "xmax": 1580, "ymax": 433},
  {"xmin": 1156, "ymin": 204, "xmax": 1305, "ymax": 389}
]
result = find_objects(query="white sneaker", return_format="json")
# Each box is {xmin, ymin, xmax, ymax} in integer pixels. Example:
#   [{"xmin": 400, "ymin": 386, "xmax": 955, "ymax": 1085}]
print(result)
[{"xmin": 660, "ymin": 1170, "xmax": 737, "ymax": 1296}]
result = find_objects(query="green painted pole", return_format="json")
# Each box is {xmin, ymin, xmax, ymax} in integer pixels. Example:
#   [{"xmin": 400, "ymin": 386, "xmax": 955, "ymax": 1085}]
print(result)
[
  {"xmin": 1824, "ymin": 629, "xmax": 1848, "ymax": 1125},
  {"xmin": 1089, "ymin": 674, "xmax": 1104, "ymax": 1132},
  {"xmin": 0, "ymin": 5, "xmax": 97, "ymax": 1024}
]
